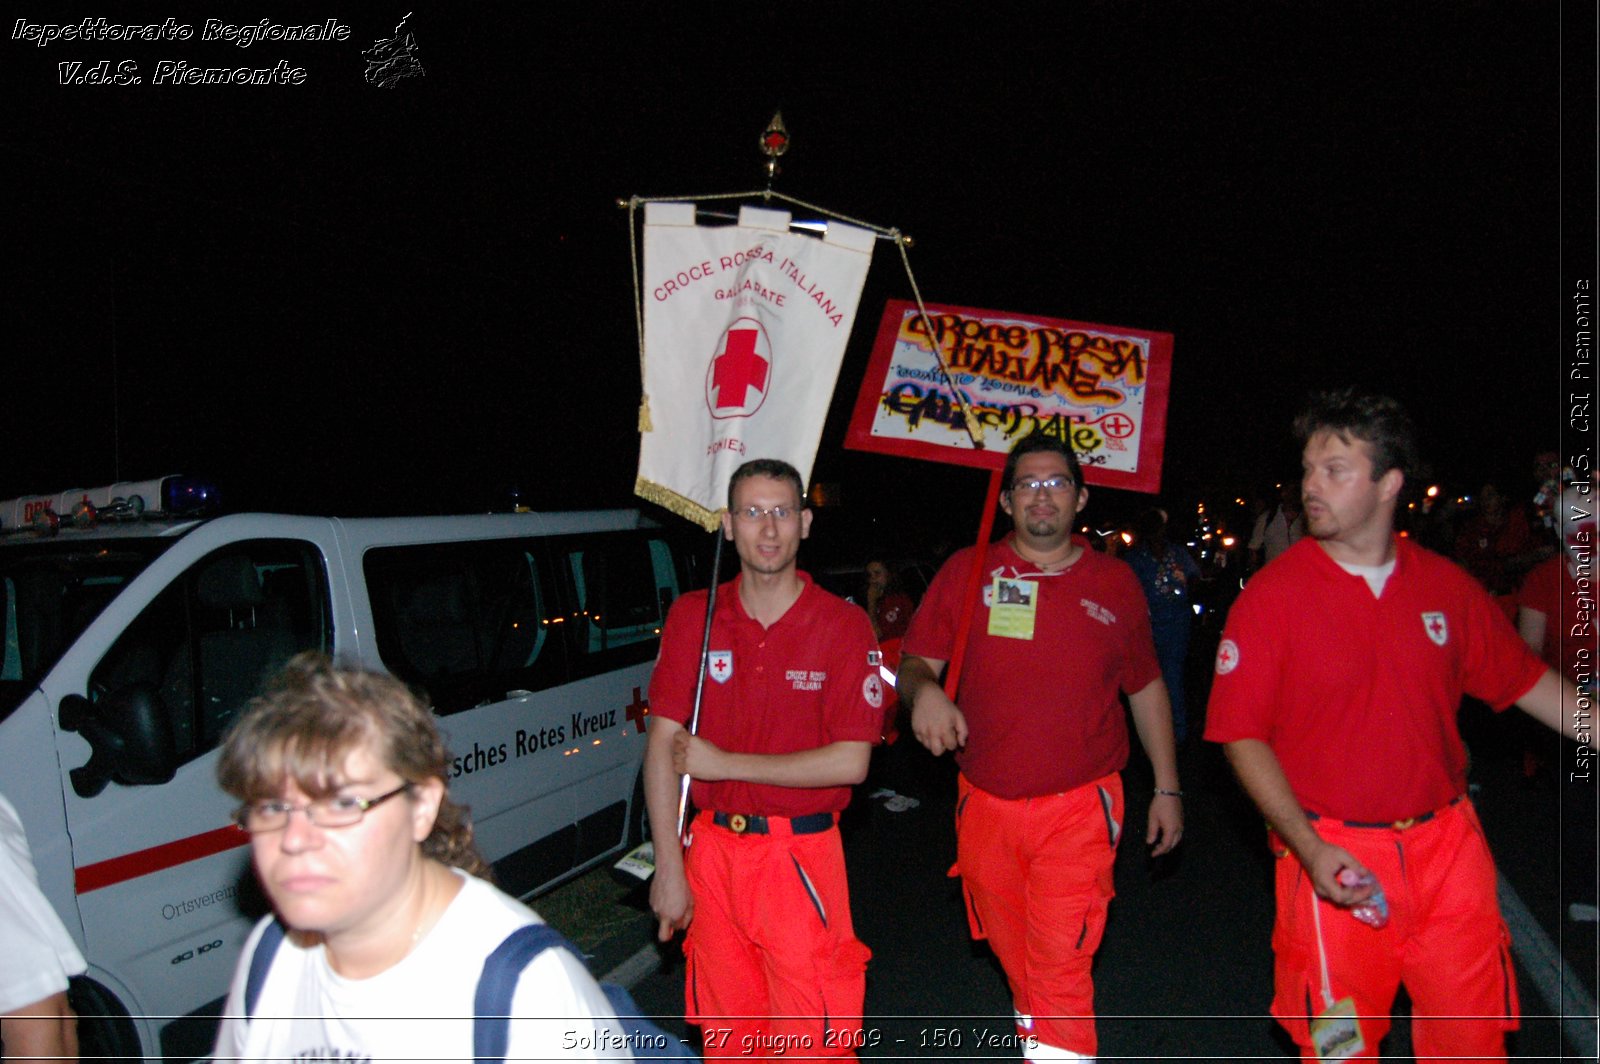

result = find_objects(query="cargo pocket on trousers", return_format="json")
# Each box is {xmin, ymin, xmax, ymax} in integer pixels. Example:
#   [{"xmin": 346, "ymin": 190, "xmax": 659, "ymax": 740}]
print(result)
[
  {"xmin": 1269, "ymin": 862, "xmax": 1313, "ymax": 1045},
  {"xmin": 1270, "ymin": 941, "xmax": 1316, "ymax": 1046},
  {"xmin": 682, "ymin": 926, "xmax": 706, "ymax": 1025},
  {"xmin": 817, "ymin": 933, "xmax": 872, "ymax": 1024},
  {"xmin": 1494, "ymin": 921, "xmax": 1520, "ymax": 1029}
]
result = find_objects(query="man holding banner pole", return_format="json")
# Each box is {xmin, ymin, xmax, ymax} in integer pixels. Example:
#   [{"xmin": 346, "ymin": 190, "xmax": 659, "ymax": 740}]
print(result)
[
  {"xmin": 645, "ymin": 458, "xmax": 884, "ymax": 1059},
  {"xmin": 898, "ymin": 432, "xmax": 1183, "ymax": 1063}
]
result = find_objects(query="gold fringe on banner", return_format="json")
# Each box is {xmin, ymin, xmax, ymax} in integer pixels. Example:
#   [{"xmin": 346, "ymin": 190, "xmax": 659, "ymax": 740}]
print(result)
[
  {"xmin": 634, "ymin": 476, "xmax": 723, "ymax": 533},
  {"xmin": 637, "ymin": 394, "xmax": 653, "ymax": 433}
]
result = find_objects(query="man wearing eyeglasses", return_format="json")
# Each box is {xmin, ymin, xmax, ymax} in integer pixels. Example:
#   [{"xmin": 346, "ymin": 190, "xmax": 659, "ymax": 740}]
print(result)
[
  {"xmin": 898, "ymin": 433, "xmax": 1183, "ymax": 1063},
  {"xmin": 646, "ymin": 458, "xmax": 884, "ymax": 1058}
]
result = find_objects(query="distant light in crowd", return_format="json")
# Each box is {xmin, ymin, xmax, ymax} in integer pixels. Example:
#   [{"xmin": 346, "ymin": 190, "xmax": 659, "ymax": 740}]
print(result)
[{"xmin": 1426, "ymin": 485, "xmax": 1440, "ymax": 498}]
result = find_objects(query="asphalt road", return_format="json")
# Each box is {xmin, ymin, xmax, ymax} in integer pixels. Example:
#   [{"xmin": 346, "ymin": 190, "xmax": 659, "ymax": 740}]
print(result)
[{"xmin": 547, "ymin": 645, "xmax": 1597, "ymax": 1061}]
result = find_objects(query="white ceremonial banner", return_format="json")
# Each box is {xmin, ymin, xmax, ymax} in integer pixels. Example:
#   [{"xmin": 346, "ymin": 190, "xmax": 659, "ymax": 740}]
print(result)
[{"xmin": 636, "ymin": 202, "xmax": 876, "ymax": 529}]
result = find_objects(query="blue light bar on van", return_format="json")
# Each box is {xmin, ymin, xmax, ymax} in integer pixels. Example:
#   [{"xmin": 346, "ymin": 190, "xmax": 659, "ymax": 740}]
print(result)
[
  {"xmin": 162, "ymin": 476, "xmax": 220, "ymax": 515},
  {"xmin": 0, "ymin": 474, "xmax": 220, "ymax": 531}
]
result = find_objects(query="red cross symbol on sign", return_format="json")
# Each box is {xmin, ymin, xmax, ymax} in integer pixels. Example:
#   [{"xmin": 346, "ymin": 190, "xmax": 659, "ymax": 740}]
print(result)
[
  {"xmin": 712, "ymin": 658, "xmax": 729, "ymax": 677},
  {"xmin": 711, "ymin": 329, "xmax": 768, "ymax": 408},
  {"xmin": 1427, "ymin": 617, "xmax": 1444, "ymax": 638},
  {"xmin": 624, "ymin": 687, "xmax": 649, "ymax": 734},
  {"xmin": 1100, "ymin": 413, "xmax": 1135, "ymax": 439}
]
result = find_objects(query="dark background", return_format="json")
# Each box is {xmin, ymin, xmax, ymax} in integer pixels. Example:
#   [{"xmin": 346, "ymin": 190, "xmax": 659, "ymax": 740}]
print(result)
[{"xmin": 6, "ymin": 2, "xmax": 1592, "ymax": 557}]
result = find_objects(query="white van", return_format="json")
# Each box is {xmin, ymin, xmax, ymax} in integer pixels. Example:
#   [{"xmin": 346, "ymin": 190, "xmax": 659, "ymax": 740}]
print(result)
[{"xmin": 0, "ymin": 477, "xmax": 697, "ymax": 1061}]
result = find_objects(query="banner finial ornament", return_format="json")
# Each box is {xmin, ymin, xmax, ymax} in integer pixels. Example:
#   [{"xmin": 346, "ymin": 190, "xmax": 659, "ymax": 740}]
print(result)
[{"xmin": 760, "ymin": 112, "xmax": 789, "ymax": 183}]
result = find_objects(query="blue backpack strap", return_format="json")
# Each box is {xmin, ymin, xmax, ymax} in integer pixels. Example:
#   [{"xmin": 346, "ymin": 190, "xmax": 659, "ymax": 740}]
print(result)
[
  {"xmin": 474, "ymin": 922, "xmax": 700, "ymax": 1062},
  {"xmin": 243, "ymin": 918, "xmax": 288, "ymax": 1018},
  {"xmin": 473, "ymin": 923, "xmax": 568, "ymax": 1064}
]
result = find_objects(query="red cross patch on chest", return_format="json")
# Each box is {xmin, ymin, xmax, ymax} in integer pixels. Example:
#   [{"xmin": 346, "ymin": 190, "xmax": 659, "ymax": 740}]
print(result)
[{"xmin": 1422, "ymin": 611, "xmax": 1448, "ymax": 646}]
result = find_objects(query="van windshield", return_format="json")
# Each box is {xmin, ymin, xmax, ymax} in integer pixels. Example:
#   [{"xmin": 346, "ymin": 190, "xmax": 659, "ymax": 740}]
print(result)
[{"xmin": 0, "ymin": 538, "xmax": 177, "ymax": 721}]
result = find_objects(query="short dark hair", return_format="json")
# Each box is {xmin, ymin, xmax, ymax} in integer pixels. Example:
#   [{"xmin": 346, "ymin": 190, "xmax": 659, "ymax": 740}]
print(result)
[
  {"xmin": 727, "ymin": 458, "xmax": 806, "ymax": 510},
  {"xmin": 1001, "ymin": 432, "xmax": 1084, "ymax": 491},
  {"xmin": 1293, "ymin": 389, "xmax": 1420, "ymax": 483}
]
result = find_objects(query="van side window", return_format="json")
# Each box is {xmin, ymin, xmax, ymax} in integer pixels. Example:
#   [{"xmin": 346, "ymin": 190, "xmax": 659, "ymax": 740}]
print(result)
[
  {"xmin": 551, "ymin": 532, "xmax": 679, "ymax": 680},
  {"xmin": 89, "ymin": 540, "xmax": 331, "ymax": 764},
  {"xmin": 365, "ymin": 542, "xmax": 564, "ymax": 715}
]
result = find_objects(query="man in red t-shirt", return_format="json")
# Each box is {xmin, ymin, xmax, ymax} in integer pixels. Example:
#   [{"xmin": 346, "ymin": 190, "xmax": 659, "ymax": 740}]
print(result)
[
  {"xmin": 646, "ymin": 459, "xmax": 883, "ymax": 1059},
  {"xmin": 898, "ymin": 434, "xmax": 1183, "ymax": 1062},
  {"xmin": 1206, "ymin": 391, "xmax": 1580, "ymax": 1061}
]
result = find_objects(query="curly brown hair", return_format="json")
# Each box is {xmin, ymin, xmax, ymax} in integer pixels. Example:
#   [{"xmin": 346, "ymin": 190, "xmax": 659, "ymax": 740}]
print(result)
[{"xmin": 217, "ymin": 652, "xmax": 491, "ymax": 879}]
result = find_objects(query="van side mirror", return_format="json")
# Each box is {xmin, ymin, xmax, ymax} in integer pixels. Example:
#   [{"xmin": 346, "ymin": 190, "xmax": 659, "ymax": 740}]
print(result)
[{"xmin": 59, "ymin": 685, "xmax": 178, "ymax": 798}]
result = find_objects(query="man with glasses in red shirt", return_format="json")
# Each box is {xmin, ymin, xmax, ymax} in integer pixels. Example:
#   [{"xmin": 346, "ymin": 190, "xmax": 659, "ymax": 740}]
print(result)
[
  {"xmin": 898, "ymin": 433, "xmax": 1183, "ymax": 1063},
  {"xmin": 647, "ymin": 458, "xmax": 884, "ymax": 1059}
]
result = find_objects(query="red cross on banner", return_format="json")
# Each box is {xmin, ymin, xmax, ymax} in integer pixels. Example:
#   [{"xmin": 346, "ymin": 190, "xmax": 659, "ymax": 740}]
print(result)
[{"xmin": 711, "ymin": 329, "xmax": 768, "ymax": 409}]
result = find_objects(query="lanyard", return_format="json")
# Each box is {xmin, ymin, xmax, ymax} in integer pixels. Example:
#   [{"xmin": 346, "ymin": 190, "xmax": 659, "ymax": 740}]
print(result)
[{"xmin": 1310, "ymin": 881, "xmax": 1337, "ymax": 1009}]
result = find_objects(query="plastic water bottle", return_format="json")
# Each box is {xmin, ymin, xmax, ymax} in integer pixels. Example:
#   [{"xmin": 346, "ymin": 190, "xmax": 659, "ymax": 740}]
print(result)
[{"xmin": 1337, "ymin": 868, "xmax": 1390, "ymax": 929}]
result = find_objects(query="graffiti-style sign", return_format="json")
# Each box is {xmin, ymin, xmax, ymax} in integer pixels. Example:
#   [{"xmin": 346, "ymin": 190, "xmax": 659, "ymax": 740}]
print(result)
[{"xmin": 845, "ymin": 300, "xmax": 1174, "ymax": 493}]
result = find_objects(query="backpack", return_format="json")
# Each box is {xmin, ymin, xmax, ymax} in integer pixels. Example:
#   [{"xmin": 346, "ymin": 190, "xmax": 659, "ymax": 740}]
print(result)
[{"xmin": 244, "ymin": 919, "xmax": 698, "ymax": 1061}]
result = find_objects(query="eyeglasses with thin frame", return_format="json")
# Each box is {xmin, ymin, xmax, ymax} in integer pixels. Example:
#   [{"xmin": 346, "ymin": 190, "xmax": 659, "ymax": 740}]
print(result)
[
  {"xmin": 733, "ymin": 505, "xmax": 802, "ymax": 522},
  {"xmin": 1011, "ymin": 476, "xmax": 1076, "ymax": 494},
  {"xmin": 233, "ymin": 783, "xmax": 412, "ymax": 833}
]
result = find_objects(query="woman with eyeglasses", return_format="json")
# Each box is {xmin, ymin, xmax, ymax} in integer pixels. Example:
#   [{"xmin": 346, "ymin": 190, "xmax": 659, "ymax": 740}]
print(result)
[{"xmin": 211, "ymin": 652, "xmax": 633, "ymax": 1061}]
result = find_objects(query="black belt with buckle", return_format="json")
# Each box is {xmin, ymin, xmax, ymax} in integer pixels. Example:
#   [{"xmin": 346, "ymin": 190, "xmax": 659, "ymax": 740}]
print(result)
[
  {"xmin": 1306, "ymin": 793, "xmax": 1466, "ymax": 831},
  {"xmin": 711, "ymin": 811, "xmax": 835, "ymax": 836}
]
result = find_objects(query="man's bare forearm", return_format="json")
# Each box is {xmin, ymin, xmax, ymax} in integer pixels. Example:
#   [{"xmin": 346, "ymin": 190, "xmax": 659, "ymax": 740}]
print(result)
[
  {"xmin": 1223, "ymin": 738, "xmax": 1323, "ymax": 862},
  {"xmin": 644, "ymin": 716, "xmax": 687, "ymax": 873},
  {"xmin": 896, "ymin": 654, "xmax": 944, "ymax": 710},
  {"xmin": 1126, "ymin": 679, "xmax": 1180, "ymax": 791}
]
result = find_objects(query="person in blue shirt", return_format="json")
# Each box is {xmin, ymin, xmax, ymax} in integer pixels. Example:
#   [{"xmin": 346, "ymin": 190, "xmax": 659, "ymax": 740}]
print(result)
[{"xmin": 1125, "ymin": 508, "xmax": 1202, "ymax": 744}]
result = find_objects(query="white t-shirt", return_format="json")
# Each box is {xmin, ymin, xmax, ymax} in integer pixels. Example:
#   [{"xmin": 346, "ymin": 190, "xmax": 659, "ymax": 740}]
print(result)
[
  {"xmin": 213, "ymin": 872, "xmax": 633, "ymax": 1061},
  {"xmin": 0, "ymin": 794, "xmax": 88, "ymax": 1013},
  {"xmin": 1249, "ymin": 507, "xmax": 1304, "ymax": 563}
]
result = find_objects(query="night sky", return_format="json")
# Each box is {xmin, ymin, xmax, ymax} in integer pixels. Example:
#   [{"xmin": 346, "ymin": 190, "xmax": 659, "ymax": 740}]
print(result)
[{"xmin": 6, "ymin": 2, "xmax": 1594, "ymax": 553}]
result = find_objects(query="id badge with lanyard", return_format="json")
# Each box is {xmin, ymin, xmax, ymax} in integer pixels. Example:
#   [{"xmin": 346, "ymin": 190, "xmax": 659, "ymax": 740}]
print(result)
[{"xmin": 1307, "ymin": 881, "xmax": 1366, "ymax": 1060}]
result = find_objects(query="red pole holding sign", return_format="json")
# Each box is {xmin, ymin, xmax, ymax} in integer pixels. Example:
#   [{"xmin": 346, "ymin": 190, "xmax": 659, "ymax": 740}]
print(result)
[{"xmin": 943, "ymin": 469, "xmax": 1003, "ymax": 700}]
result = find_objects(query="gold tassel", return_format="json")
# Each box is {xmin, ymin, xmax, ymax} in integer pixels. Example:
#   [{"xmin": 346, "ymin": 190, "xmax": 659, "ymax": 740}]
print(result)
[{"xmin": 637, "ymin": 395, "xmax": 653, "ymax": 433}]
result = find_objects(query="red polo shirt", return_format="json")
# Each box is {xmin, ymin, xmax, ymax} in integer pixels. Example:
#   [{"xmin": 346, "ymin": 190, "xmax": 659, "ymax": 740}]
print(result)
[
  {"xmin": 902, "ymin": 536, "xmax": 1160, "ymax": 799},
  {"xmin": 1205, "ymin": 536, "xmax": 1546, "ymax": 822},
  {"xmin": 650, "ymin": 573, "xmax": 883, "ymax": 817}
]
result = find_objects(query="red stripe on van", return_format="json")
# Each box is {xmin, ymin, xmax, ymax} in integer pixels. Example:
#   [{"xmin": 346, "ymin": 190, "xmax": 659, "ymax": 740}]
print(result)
[{"xmin": 75, "ymin": 825, "xmax": 249, "ymax": 894}]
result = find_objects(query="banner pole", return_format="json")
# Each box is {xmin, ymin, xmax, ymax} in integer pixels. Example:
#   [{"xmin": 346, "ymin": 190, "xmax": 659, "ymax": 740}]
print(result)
[
  {"xmin": 943, "ymin": 469, "xmax": 1003, "ymax": 699},
  {"xmin": 676, "ymin": 527, "xmax": 724, "ymax": 840}
]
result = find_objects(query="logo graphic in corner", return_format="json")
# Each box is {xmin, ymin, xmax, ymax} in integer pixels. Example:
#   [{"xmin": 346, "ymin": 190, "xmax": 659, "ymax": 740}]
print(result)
[
  {"xmin": 1215, "ymin": 639, "xmax": 1240, "ymax": 675},
  {"xmin": 706, "ymin": 650, "xmax": 733, "ymax": 684},
  {"xmin": 706, "ymin": 317, "xmax": 772, "ymax": 419},
  {"xmin": 863, "ymin": 674, "xmax": 884, "ymax": 709},
  {"xmin": 1422, "ymin": 612, "xmax": 1448, "ymax": 646}
]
